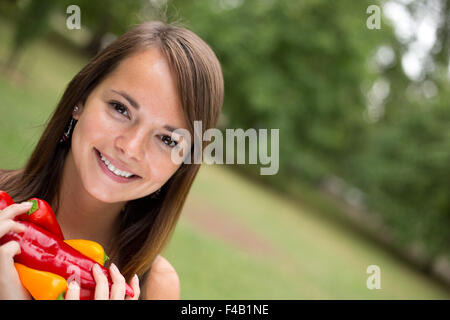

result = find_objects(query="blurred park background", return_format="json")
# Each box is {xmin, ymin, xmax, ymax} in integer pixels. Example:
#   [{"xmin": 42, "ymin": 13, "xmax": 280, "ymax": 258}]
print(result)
[{"xmin": 0, "ymin": 0, "xmax": 449, "ymax": 299}]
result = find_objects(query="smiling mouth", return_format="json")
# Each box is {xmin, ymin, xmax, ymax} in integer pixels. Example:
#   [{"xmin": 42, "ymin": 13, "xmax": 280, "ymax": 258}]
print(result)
[{"xmin": 94, "ymin": 148, "xmax": 141, "ymax": 180}]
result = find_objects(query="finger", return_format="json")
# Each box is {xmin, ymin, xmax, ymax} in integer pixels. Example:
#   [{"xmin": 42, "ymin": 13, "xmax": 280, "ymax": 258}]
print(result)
[
  {"xmin": 0, "ymin": 220, "xmax": 26, "ymax": 238},
  {"xmin": 93, "ymin": 264, "xmax": 109, "ymax": 300},
  {"xmin": 65, "ymin": 281, "xmax": 80, "ymax": 300},
  {"xmin": 0, "ymin": 240, "xmax": 21, "ymax": 264},
  {"xmin": 126, "ymin": 274, "xmax": 140, "ymax": 300},
  {"xmin": 0, "ymin": 202, "xmax": 33, "ymax": 221},
  {"xmin": 109, "ymin": 263, "xmax": 126, "ymax": 300}
]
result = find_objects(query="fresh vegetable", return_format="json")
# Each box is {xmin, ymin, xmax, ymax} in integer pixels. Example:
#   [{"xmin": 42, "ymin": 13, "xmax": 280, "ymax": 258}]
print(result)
[
  {"xmin": 15, "ymin": 264, "xmax": 96, "ymax": 300},
  {"xmin": 0, "ymin": 221, "xmax": 134, "ymax": 298},
  {"xmin": 1, "ymin": 190, "xmax": 127, "ymax": 300},
  {"xmin": 16, "ymin": 198, "xmax": 64, "ymax": 239},
  {"xmin": 64, "ymin": 239, "xmax": 109, "ymax": 266},
  {"xmin": 14, "ymin": 263, "xmax": 67, "ymax": 300},
  {"xmin": 0, "ymin": 190, "xmax": 14, "ymax": 210},
  {"xmin": 0, "ymin": 190, "xmax": 64, "ymax": 239},
  {"xmin": 14, "ymin": 239, "xmax": 108, "ymax": 300},
  {"xmin": 62, "ymin": 239, "xmax": 107, "ymax": 299}
]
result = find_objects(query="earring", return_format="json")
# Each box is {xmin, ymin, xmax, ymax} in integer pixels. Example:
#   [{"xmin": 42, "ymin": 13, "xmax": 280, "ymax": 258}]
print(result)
[{"xmin": 59, "ymin": 106, "xmax": 78, "ymax": 144}]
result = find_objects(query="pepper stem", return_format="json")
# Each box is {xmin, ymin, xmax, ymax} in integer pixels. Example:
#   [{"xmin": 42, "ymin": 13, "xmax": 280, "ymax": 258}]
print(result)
[
  {"xmin": 27, "ymin": 199, "xmax": 39, "ymax": 215},
  {"xmin": 104, "ymin": 252, "xmax": 110, "ymax": 265}
]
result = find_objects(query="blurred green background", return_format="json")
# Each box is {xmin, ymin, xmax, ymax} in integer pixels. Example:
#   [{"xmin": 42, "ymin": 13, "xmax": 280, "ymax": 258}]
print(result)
[{"xmin": 0, "ymin": 0, "xmax": 449, "ymax": 299}]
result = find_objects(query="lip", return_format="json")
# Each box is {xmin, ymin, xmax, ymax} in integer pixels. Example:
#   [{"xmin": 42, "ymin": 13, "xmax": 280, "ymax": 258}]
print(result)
[
  {"xmin": 94, "ymin": 148, "xmax": 141, "ymax": 183},
  {"xmin": 94, "ymin": 148, "xmax": 139, "ymax": 176}
]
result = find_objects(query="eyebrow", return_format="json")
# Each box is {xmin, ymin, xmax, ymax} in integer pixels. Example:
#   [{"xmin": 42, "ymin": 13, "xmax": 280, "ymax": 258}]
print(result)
[
  {"xmin": 164, "ymin": 125, "xmax": 180, "ymax": 133},
  {"xmin": 110, "ymin": 89, "xmax": 183, "ymax": 133},
  {"xmin": 111, "ymin": 89, "xmax": 140, "ymax": 110}
]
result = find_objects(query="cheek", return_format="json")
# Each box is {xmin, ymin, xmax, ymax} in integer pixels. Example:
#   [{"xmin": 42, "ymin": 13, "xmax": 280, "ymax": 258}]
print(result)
[
  {"xmin": 71, "ymin": 109, "xmax": 117, "ymax": 175},
  {"xmin": 74, "ymin": 109, "xmax": 117, "ymax": 145},
  {"xmin": 145, "ymin": 153, "xmax": 181, "ymax": 183}
]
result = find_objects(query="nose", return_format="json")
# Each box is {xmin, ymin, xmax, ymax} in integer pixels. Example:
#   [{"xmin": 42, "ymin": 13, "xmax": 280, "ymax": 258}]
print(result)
[{"xmin": 115, "ymin": 127, "xmax": 146, "ymax": 162}]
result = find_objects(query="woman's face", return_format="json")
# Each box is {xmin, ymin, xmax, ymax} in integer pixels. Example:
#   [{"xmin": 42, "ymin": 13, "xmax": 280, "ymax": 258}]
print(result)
[{"xmin": 70, "ymin": 48, "xmax": 189, "ymax": 203}]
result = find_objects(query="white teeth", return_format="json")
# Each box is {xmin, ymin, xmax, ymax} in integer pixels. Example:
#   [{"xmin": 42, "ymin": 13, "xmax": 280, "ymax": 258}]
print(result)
[{"xmin": 100, "ymin": 153, "xmax": 133, "ymax": 178}]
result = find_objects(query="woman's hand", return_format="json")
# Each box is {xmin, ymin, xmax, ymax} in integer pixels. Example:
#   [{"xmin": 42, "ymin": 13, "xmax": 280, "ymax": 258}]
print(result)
[
  {"xmin": 0, "ymin": 202, "xmax": 34, "ymax": 300},
  {"xmin": 65, "ymin": 263, "xmax": 140, "ymax": 300}
]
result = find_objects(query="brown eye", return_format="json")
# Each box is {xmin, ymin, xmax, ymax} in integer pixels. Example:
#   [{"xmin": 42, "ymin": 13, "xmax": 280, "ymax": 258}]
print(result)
[
  {"xmin": 161, "ymin": 135, "xmax": 178, "ymax": 148},
  {"xmin": 110, "ymin": 101, "xmax": 130, "ymax": 118}
]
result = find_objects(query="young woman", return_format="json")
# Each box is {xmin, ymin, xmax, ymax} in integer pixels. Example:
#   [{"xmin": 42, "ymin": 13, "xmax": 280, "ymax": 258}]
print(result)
[{"xmin": 0, "ymin": 20, "xmax": 224, "ymax": 300}]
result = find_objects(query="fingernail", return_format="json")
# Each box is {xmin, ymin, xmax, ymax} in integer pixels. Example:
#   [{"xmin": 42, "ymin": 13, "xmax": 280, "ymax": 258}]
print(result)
[
  {"xmin": 93, "ymin": 264, "xmax": 101, "ymax": 272},
  {"xmin": 110, "ymin": 263, "xmax": 118, "ymax": 272},
  {"xmin": 133, "ymin": 274, "xmax": 139, "ymax": 283},
  {"xmin": 21, "ymin": 202, "xmax": 33, "ymax": 207}
]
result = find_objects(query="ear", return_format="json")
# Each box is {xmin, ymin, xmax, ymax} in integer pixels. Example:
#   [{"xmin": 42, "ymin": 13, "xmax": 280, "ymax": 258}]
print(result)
[{"xmin": 72, "ymin": 103, "xmax": 84, "ymax": 120}]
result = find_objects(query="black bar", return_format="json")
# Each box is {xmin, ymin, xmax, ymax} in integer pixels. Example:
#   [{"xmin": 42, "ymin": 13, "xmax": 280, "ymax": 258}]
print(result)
[{"xmin": 0, "ymin": 299, "xmax": 448, "ymax": 318}]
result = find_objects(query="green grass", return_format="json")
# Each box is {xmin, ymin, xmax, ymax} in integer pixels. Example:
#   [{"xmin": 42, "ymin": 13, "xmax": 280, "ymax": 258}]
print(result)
[
  {"xmin": 0, "ymin": 19, "xmax": 449, "ymax": 299},
  {"xmin": 166, "ymin": 165, "xmax": 450, "ymax": 299}
]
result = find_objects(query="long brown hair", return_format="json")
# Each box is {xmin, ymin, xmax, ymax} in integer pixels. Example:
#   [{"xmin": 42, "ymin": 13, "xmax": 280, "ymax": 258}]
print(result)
[{"xmin": 0, "ymin": 20, "xmax": 224, "ymax": 283}]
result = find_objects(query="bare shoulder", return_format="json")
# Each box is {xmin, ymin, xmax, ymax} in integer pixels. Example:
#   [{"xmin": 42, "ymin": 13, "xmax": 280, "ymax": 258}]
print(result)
[{"xmin": 141, "ymin": 255, "xmax": 180, "ymax": 300}]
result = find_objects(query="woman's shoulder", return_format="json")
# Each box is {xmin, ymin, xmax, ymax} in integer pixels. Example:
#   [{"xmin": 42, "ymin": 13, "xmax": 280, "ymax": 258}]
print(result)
[
  {"xmin": 141, "ymin": 255, "xmax": 180, "ymax": 300},
  {"xmin": 152, "ymin": 255, "xmax": 177, "ymax": 273}
]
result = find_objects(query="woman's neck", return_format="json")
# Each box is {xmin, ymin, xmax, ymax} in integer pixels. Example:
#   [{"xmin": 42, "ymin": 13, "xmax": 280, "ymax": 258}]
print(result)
[{"xmin": 54, "ymin": 151, "xmax": 125, "ymax": 253}]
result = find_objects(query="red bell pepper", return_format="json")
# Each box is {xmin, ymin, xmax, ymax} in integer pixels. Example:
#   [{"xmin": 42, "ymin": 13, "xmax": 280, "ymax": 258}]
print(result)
[
  {"xmin": 0, "ymin": 191, "xmax": 64, "ymax": 239},
  {"xmin": 0, "ymin": 190, "xmax": 14, "ymax": 210},
  {"xmin": 15, "ymin": 198, "xmax": 64, "ymax": 239},
  {"xmin": 0, "ymin": 221, "xmax": 134, "ymax": 298}
]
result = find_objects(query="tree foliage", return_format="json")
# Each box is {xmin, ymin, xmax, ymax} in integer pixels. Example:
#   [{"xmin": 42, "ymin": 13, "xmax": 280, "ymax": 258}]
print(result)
[{"xmin": 168, "ymin": 0, "xmax": 450, "ymax": 258}]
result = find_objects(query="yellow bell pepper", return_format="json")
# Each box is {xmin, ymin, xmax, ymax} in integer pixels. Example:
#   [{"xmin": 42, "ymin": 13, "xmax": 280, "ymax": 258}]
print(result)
[
  {"xmin": 64, "ymin": 239, "xmax": 109, "ymax": 266},
  {"xmin": 15, "ymin": 239, "xmax": 109, "ymax": 300},
  {"xmin": 14, "ymin": 263, "xmax": 67, "ymax": 300}
]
